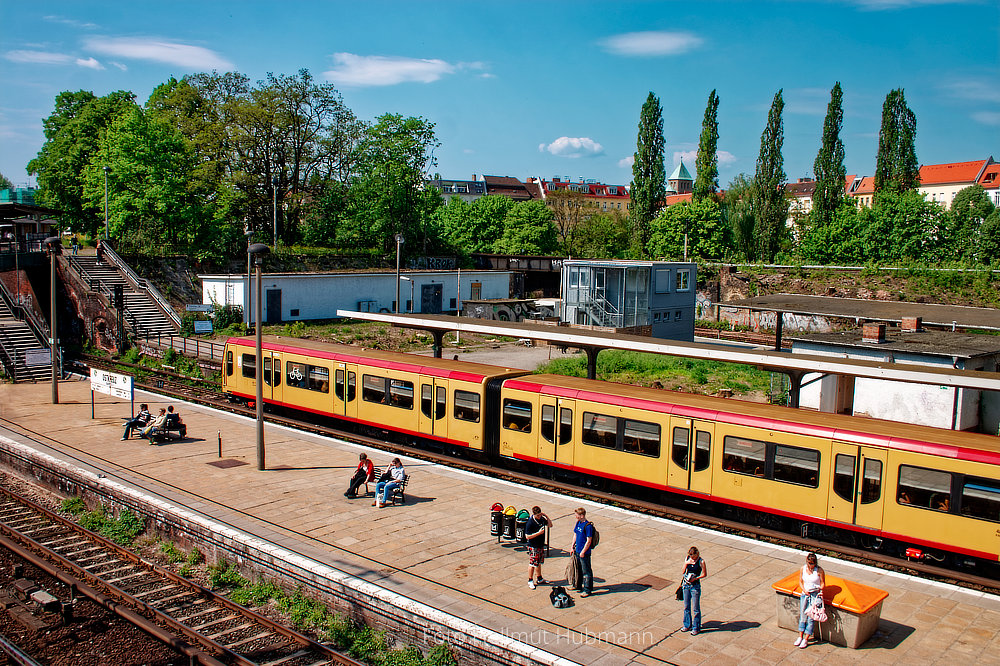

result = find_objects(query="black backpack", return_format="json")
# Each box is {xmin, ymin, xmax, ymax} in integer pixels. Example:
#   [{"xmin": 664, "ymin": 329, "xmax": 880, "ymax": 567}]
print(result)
[{"xmin": 549, "ymin": 586, "xmax": 573, "ymax": 608}]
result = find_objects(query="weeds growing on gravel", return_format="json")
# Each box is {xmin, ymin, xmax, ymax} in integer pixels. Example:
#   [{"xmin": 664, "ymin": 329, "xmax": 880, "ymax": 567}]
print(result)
[{"xmin": 78, "ymin": 505, "xmax": 145, "ymax": 546}]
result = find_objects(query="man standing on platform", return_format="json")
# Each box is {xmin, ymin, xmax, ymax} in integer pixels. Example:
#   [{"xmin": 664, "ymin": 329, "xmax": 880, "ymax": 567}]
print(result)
[
  {"xmin": 525, "ymin": 506, "xmax": 549, "ymax": 589},
  {"xmin": 572, "ymin": 507, "xmax": 595, "ymax": 597}
]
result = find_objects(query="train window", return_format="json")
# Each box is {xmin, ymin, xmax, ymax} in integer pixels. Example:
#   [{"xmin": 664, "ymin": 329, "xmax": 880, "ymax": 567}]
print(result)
[
  {"xmin": 559, "ymin": 408, "xmax": 573, "ymax": 445},
  {"xmin": 347, "ymin": 372, "xmax": 356, "ymax": 402},
  {"xmin": 308, "ymin": 365, "xmax": 329, "ymax": 393},
  {"xmin": 541, "ymin": 405, "xmax": 555, "ymax": 443},
  {"xmin": 582, "ymin": 413, "xmax": 618, "ymax": 449},
  {"xmin": 287, "ymin": 362, "xmax": 308, "ymax": 389},
  {"xmin": 263, "ymin": 358, "xmax": 272, "ymax": 387},
  {"xmin": 671, "ymin": 427, "xmax": 690, "ymax": 469},
  {"xmin": 833, "ymin": 454, "xmax": 856, "ymax": 502},
  {"xmin": 624, "ymin": 419, "xmax": 659, "ymax": 457},
  {"xmin": 226, "ymin": 351, "xmax": 233, "ymax": 377},
  {"xmin": 860, "ymin": 459, "xmax": 882, "ymax": 504},
  {"xmin": 273, "ymin": 360, "xmax": 281, "ymax": 387},
  {"xmin": 722, "ymin": 436, "xmax": 766, "ymax": 476},
  {"xmin": 242, "ymin": 353, "xmax": 256, "ymax": 379},
  {"xmin": 503, "ymin": 400, "xmax": 532, "ymax": 432},
  {"xmin": 436, "ymin": 386, "xmax": 446, "ymax": 420},
  {"xmin": 362, "ymin": 375, "xmax": 387, "ymax": 404},
  {"xmin": 898, "ymin": 465, "xmax": 952, "ymax": 511},
  {"xmin": 960, "ymin": 478, "xmax": 1000, "ymax": 523},
  {"xmin": 773, "ymin": 445, "xmax": 819, "ymax": 488},
  {"xmin": 421, "ymin": 385, "xmax": 433, "ymax": 418},
  {"xmin": 389, "ymin": 379, "xmax": 413, "ymax": 409},
  {"xmin": 454, "ymin": 390, "xmax": 480, "ymax": 422},
  {"xmin": 693, "ymin": 430, "xmax": 711, "ymax": 471},
  {"xmin": 336, "ymin": 370, "xmax": 346, "ymax": 400}
]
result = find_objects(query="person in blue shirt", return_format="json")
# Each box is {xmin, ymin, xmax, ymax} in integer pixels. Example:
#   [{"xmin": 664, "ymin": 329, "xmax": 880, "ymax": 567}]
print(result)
[{"xmin": 571, "ymin": 507, "xmax": 595, "ymax": 597}]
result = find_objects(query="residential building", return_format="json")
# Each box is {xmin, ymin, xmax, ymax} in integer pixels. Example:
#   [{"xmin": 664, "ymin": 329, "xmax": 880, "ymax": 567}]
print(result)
[
  {"xmin": 529, "ymin": 176, "xmax": 631, "ymax": 214},
  {"xmin": 978, "ymin": 162, "xmax": 1000, "ymax": 206},
  {"xmin": 483, "ymin": 175, "xmax": 536, "ymax": 201},
  {"xmin": 785, "ymin": 177, "xmax": 817, "ymax": 221},
  {"xmin": 425, "ymin": 177, "xmax": 486, "ymax": 203},
  {"xmin": 917, "ymin": 157, "xmax": 994, "ymax": 208}
]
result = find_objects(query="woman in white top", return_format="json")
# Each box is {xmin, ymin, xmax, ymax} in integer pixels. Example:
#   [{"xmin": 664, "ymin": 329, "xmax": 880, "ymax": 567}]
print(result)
[
  {"xmin": 796, "ymin": 552, "xmax": 826, "ymax": 648},
  {"xmin": 373, "ymin": 458, "xmax": 405, "ymax": 508}
]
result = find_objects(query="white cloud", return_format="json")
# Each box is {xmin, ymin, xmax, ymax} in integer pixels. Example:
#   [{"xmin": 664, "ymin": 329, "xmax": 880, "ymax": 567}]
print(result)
[
  {"xmin": 618, "ymin": 156, "xmax": 634, "ymax": 168},
  {"xmin": 539, "ymin": 137, "xmax": 604, "ymax": 159},
  {"xmin": 4, "ymin": 50, "xmax": 74, "ymax": 65},
  {"xmin": 76, "ymin": 57, "xmax": 104, "ymax": 70},
  {"xmin": 850, "ymin": 0, "xmax": 967, "ymax": 9},
  {"xmin": 785, "ymin": 87, "xmax": 833, "ymax": 115},
  {"xmin": 717, "ymin": 150, "xmax": 737, "ymax": 166},
  {"xmin": 942, "ymin": 80, "xmax": 1000, "ymax": 104},
  {"xmin": 83, "ymin": 37, "xmax": 233, "ymax": 70},
  {"xmin": 324, "ymin": 53, "xmax": 456, "ymax": 86},
  {"xmin": 971, "ymin": 111, "xmax": 1000, "ymax": 126},
  {"xmin": 673, "ymin": 150, "xmax": 737, "ymax": 168},
  {"xmin": 110, "ymin": 61, "xmax": 128, "ymax": 71},
  {"xmin": 43, "ymin": 15, "xmax": 98, "ymax": 29},
  {"xmin": 599, "ymin": 31, "xmax": 703, "ymax": 57}
]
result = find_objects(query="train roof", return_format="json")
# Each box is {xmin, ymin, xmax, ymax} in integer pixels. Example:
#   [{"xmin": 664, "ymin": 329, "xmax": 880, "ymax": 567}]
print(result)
[
  {"xmin": 227, "ymin": 336, "xmax": 526, "ymax": 382},
  {"xmin": 508, "ymin": 374, "xmax": 1000, "ymax": 465}
]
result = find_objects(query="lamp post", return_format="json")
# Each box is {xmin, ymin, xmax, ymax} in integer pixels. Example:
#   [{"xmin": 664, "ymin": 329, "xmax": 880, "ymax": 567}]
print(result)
[
  {"xmin": 44, "ymin": 237, "xmax": 61, "ymax": 404},
  {"xmin": 103, "ymin": 166, "xmax": 110, "ymax": 239},
  {"xmin": 249, "ymin": 243, "xmax": 269, "ymax": 470},
  {"xmin": 271, "ymin": 176, "xmax": 279, "ymax": 249},
  {"xmin": 245, "ymin": 228, "xmax": 253, "ymax": 327},
  {"xmin": 394, "ymin": 233, "xmax": 405, "ymax": 313}
]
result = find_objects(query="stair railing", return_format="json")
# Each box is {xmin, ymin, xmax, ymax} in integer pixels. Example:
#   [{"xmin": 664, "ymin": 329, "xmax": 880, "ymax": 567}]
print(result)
[
  {"xmin": 0, "ymin": 279, "xmax": 49, "ymax": 348},
  {"xmin": 102, "ymin": 244, "xmax": 182, "ymax": 331}
]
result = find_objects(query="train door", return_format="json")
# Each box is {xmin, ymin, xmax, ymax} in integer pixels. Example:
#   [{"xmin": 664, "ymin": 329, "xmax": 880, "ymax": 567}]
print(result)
[
  {"xmin": 539, "ymin": 398, "xmax": 575, "ymax": 465},
  {"xmin": 667, "ymin": 418, "xmax": 714, "ymax": 495},
  {"xmin": 333, "ymin": 363, "xmax": 358, "ymax": 419},
  {"xmin": 828, "ymin": 442, "xmax": 887, "ymax": 530},
  {"xmin": 261, "ymin": 352, "xmax": 282, "ymax": 404},
  {"xmin": 418, "ymin": 379, "xmax": 449, "ymax": 439}
]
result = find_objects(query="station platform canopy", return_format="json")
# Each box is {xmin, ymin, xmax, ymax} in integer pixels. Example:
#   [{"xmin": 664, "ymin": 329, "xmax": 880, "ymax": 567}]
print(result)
[
  {"xmin": 723, "ymin": 294, "xmax": 1000, "ymax": 331},
  {"xmin": 337, "ymin": 310, "xmax": 1000, "ymax": 402}
]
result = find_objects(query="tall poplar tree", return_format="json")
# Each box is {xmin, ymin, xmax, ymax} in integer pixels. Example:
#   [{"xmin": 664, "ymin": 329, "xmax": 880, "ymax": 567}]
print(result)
[
  {"xmin": 693, "ymin": 89, "xmax": 720, "ymax": 201},
  {"xmin": 751, "ymin": 90, "xmax": 788, "ymax": 263},
  {"xmin": 874, "ymin": 88, "xmax": 919, "ymax": 196},
  {"xmin": 811, "ymin": 82, "xmax": 846, "ymax": 227},
  {"xmin": 631, "ymin": 92, "xmax": 665, "ymax": 255}
]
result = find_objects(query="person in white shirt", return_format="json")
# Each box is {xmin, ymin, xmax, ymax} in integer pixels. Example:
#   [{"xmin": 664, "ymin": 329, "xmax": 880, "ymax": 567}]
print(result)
[
  {"xmin": 373, "ymin": 458, "xmax": 405, "ymax": 508},
  {"xmin": 796, "ymin": 552, "xmax": 826, "ymax": 648}
]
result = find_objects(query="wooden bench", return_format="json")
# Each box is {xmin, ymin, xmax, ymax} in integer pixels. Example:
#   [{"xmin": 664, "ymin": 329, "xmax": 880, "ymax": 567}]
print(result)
[
  {"xmin": 772, "ymin": 572, "xmax": 888, "ymax": 648},
  {"xmin": 368, "ymin": 467, "xmax": 409, "ymax": 505}
]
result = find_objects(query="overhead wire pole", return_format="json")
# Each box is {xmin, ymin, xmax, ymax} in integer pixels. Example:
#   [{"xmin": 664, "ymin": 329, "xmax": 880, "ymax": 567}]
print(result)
[
  {"xmin": 44, "ymin": 237, "xmax": 61, "ymax": 404},
  {"xmin": 249, "ymin": 243, "xmax": 270, "ymax": 470}
]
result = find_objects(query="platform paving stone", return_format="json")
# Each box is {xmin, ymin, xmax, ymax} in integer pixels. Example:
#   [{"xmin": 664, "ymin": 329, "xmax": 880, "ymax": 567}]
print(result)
[{"xmin": 1, "ymin": 378, "xmax": 1000, "ymax": 664}]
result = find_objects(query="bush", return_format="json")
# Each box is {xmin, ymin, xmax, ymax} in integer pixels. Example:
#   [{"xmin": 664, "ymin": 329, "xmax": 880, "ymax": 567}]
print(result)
[{"xmin": 61, "ymin": 496, "xmax": 86, "ymax": 515}]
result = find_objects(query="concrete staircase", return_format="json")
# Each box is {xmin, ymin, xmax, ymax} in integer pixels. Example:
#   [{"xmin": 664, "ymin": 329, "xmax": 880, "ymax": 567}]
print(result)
[
  {"xmin": 0, "ymin": 289, "xmax": 52, "ymax": 382},
  {"xmin": 67, "ymin": 255, "xmax": 179, "ymax": 340}
]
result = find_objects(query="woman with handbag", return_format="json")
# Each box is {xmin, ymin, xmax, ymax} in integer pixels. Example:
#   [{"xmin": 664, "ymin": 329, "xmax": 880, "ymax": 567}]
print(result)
[
  {"xmin": 796, "ymin": 552, "xmax": 826, "ymax": 648},
  {"xmin": 680, "ymin": 546, "xmax": 707, "ymax": 635}
]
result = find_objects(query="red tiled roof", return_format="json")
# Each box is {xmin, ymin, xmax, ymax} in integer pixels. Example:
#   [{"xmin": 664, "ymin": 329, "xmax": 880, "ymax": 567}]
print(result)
[
  {"xmin": 483, "ymin": 175, "xmax": 534, "ymax": 200},
  {"xmin": 977, "ymin": 163, "xmax": 1000, "ymax": 190},
  {"xmin": 918, "ymin": 159, "xmax": 990, "ymax": 185},
  {"xmin": 664, "ymin": 192, "xmax": 693, "ymax": 206},
  {"xmin": 785, "ymin": 180, "xmax": 816, "ymax": 197},
  {"xmin": 852, "ymin": 176, "xmax": 876, "ymax": 195}
]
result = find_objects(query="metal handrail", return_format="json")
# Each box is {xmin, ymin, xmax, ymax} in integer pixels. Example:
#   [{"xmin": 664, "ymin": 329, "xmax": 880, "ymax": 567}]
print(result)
[
  {"xmin": 102, "ymin": 244, "xmax": 182, "ymax": 330},
  {"xmin": 0, "ymin": 279, "xmax": 48, "ymax": 346}
]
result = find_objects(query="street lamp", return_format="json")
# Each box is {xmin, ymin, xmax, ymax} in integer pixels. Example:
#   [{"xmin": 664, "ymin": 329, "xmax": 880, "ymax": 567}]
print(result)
[
  {"xmin": 44, "ymin": 236, "xmax": 61, "ymax": 405},
  {"xmin": 394, "ymin": 233, "xmax": 405, "ymax": 314},
  {"xmin": 245, "ymin": 228, "xmax": 253, "ymax": 327},
  {"xmin": 248, "ymin": 242, "xmax": 269, "ymax": 471},
  {"xmin": 271, "ymin": 176, "xmax": 279, "ymax": 248},
  {"xmin": 103, "ymin": 166, "xmax": 110, "ymax": 239}
]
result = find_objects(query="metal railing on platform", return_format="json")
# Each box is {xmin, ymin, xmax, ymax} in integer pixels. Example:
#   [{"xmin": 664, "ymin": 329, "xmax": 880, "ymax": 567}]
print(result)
[{"xmin": 142, "ymin": 334, "xmax": 225, "ymax": 361}]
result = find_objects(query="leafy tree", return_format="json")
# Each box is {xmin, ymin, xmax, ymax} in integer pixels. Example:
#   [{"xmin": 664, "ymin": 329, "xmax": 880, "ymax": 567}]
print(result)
[
  {"xmin": 439, "ymin": 194, "xmax": 514, "ymax": 255},
  {"xmin": 343, "ymin": 113, "xmax": 440, "ymax": 252},
  {"xmin": 874, "ymin": 88, "xmax": 918, "ymax": 196},
  {"xmin": 798, "ymin": 201, "xmax": 866, "ymax": 263},
  {"xmin": 546, "ymin": 189, "xmax": 598, "ymax": 253},
  {"xmin": 861, "ymin": 190, "xmax": 938, "ymax": 262},
  {"xmin": 493, "ymin": 200, "xmax": 559, "ymax": 255},
  {"xmin": 750, "ymin": 90, "xmax": 788, "ymax": 263},
  {"xmin": 647, "ymin": 198, "xmax": 725, "ymax": 260},
  {"xmin": 631, "ymin": 92, "xmax": 665, "ymax": 255},
  {"xmin": 0, "ymin": 173, "xmax": 13, "ymax": 190},
  {"xmin": 722, "ymin": 174, "xmax": 756, "ymax": 261},
  {"xmin": 979, "ymin": 210, "xmax": 1000, "ymax": 264},
  {"xmin": 693, "ymin": 89, "xmax": 720, "ymax": 201},
  {"xmin": 28, "ymin": 90, "xmax": 138, "ymax": 234},
  {"xmin": 569, "ymin": 211, "xmax": 631, "ymax": 259},
  {"xmin": 941, "ymin": 184, "xmax": 997, "ymax": 262},
  {"xmin": 811, "ymin": 82, "xmax": 846, "ymax": 228}
]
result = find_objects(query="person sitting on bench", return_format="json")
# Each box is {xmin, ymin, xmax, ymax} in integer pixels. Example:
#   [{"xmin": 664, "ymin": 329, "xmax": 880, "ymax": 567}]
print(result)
[
  {"xmin": 122, "ymin": 403, "xmax": 151, "ymax": 440},
  {"xmin": 373, "ymin": 458, "xmax": 405, "ymax": 509},
  {"xmin": 163, "ymin": 405, "xmax": 187, "ymax": 438},
  {"xmin": 344, "ymin": 453, "xmax": 375, "ymax": 498},
  {"xmin": 141, "ymin": 408, "xmax": 167, "ymax": 439}
]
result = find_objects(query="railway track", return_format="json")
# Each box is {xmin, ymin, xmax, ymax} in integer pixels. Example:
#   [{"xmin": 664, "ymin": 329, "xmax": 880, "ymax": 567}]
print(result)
[
  {"xmin": 0, "ymin": 484, "xmax": 363, "ymax": 666},
  {"xmin": 79, "ymin": 356, "xmax": 1000, "ymax": 596}
]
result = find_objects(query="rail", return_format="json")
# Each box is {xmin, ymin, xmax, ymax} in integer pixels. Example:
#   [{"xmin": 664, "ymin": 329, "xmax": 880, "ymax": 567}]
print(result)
[
  {"xmin": 0, "ymin": 279, "xmax": 49, "ymax": 346},
  {"xmin": 142, "ymin": 334, "xmax": 225, "ymax": 362},
  {"xmin": 102, "ymin": 244, "xmax": 182, "ymax": 331}
]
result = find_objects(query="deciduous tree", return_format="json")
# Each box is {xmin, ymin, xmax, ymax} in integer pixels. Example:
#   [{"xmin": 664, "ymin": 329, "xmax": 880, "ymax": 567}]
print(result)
[
  {"xmin": 874, "ymin": 88, "xmax": 918, "ymax": 196},
  {"xmin": 751, "ymin": 90, "xmax": 788, "ymax": 263},
  {"xmin": 811, "ymin": 82, "xmax": 846, "ymax": 227},
  {"xmin": 693, "ymin": 90, "xmax": 720, "ymax": 201},
  {"xmin": 494, "ymin": 200, "xmax": 559, "ymax": 255},
  {"xmin": 631, "ymin": 92, "xmax": 665, "ymax": 255}
]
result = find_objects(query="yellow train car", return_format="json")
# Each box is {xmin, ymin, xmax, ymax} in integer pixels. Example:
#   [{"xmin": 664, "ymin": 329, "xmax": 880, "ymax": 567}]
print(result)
[
  {"xmin": 223, "ymin": 336, "xmax": 525, "ymax": 452},
  {"xmin": 499, "ymin": 374, "xmax": 1000, "ymax": 565}
]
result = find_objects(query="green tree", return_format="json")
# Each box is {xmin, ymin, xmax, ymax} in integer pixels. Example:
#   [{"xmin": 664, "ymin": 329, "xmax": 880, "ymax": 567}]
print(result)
[
  {"xmin": 28, "ymin": 90, "xmax": 138, "ymax": 234},
  {"xmin": 874, "ymin": 88, "xmax": 918, "ymax": 197},
  {"xmin": 440, "ymin": 194, "xmax": 514, "ymax": 254},
  {"xmin": 546, "ymin": 189, "xmax": 597, "ymax": 253},
  {"xmin": 693, "ymin": 89, "xmax": 720, "ymax": 202},
  {"xmin": 0, "ymin": 173, "xmax": 13, "ymax": 190},
  {"xmin": 861, "ymin": 190, "xmax": 938, "ymax": 262},
  {"xmin": 647, "ymin": 199, "xmax": 724, "ymax": 261},
  {"xmin": 493, "ymin": 200, "xmax": 559, "ymax": 255},
  {"xmin": 570, "ymin": 211, "xmax": 631, "ymax": 258},
  {"xmin": 979, "ymin": 210, "xmax": 1000, "ymax": 263},
  {"xmin": 722, "ymin": 174, "xmax": 756, "ymax": 261},
  {"xmin": 751, "ymin": 90, "xmax": 788, "ymax": 263},
  {"xmin": 798, "ymin": 201, "xmax": 865, "ymax": 263},
  {"xmin": 630, "ymin": 92, "xmax": 665, "ymax": 255},
  {"xmin": 942, "ymin": 184, "xmax": 997, "ymax": 262},
  {"xmin": 811, "ymin": 82, "xmax": 846, "ymax": 228},
  {"xmin": 343, "ymin": 113, "xmax": 440, "ymax": 252}
]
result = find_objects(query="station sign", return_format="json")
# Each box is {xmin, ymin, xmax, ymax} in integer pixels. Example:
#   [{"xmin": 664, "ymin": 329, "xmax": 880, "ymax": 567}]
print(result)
[
  {"xmin": 24, "ymin": 348, "xmax": 50, "ymax": 367},
  {"xmin": 186, "ymin": 304, "xmax": 214, "ymax": 312},
  {"xmin": 90, "ymin": 368, "xmax": 134, "ymax": 400},
  {"xmin": 194, "ymin": 320, "xmax": 214, "ymax": 334}
]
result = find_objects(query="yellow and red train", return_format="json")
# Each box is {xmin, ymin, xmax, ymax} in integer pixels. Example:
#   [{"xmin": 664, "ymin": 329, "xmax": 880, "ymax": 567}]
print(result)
[{"xmin": 224, "ymin": 335, "xmax": 1000, "ymax": 572}]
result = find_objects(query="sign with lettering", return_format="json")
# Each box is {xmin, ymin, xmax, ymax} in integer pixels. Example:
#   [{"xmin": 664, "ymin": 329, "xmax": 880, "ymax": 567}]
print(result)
[
  {"xmin": 90, "ymin": 368, "xmax": 134, "ymax": 400},
  {"xmin": 194, "ymin": 320, "xmax": 213, "ymax": 333},
  {"xmin": 186, "ymin": 304, "xmax": 214, "ymax": 312},
  {"xmin": 24, "ymin": 348, "xmax": 50, "ymax": 367}
]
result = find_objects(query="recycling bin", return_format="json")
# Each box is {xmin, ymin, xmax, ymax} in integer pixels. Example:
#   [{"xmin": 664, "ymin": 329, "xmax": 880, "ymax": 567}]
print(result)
[
  {"xmin": 490, "ymin": 502, "xmax": 504, "ymax": 537},
  {"xmin": 502, "ymin": 505, "xmax": 517, "ymax": 539},
  {"xmin": 515, "ymin": 509, "xmax": 530, "ymax": 543}
]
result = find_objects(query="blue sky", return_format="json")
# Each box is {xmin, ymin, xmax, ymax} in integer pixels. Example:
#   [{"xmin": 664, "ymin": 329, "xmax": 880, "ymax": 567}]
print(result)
[{"xmin": 2, "ymin": 1, "xmax": 997, "ymax": 191}]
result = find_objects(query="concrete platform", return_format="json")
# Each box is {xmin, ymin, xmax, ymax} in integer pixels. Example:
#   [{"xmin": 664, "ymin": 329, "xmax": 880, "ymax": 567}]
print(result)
[{"xmin": 1, "ymin": 377, "xmax": 1000, "ymax": 665}]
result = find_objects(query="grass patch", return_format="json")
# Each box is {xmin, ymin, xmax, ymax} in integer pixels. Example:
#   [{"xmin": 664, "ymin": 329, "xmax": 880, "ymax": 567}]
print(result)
[
  {"xmin": 77, "ymin": 506, "xmax": 145, "ymax": 546},
  {"xmin": 208, "ymin": 562, "xmax": 457, "ymax": 665},
  {"xmin": 537, "ymin": 350, "xmax": 770, "ymax": 397},
  {"xmin": 61, "ymin": 496, "xmax": 86, "ymax": 515},
  {"xmin": 161, "ymin": 541, "xmax": 186, "ymax": 563}
]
